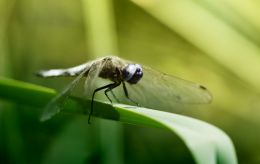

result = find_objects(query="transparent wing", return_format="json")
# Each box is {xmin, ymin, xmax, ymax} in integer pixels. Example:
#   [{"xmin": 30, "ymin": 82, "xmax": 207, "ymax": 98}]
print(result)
[
  {"xmin": 121, "ymin": 65, "xmax": 212, "ymax": 111},
  {"xmin": 40, "ymin": 66, "xmax": 90, "ymax": 121},
  {"xmin": 84, "ymin": 59, "xmax": 107, "ymax": 98}
]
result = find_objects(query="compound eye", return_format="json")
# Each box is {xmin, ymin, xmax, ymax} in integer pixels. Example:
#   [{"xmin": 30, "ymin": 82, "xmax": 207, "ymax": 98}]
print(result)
[
  {"xmin": 135, "ymin": 64, "xmax": 142, "ymax": 74},
  {"xmin": 122, "ymin": 64, "xmax": 143, "ymax": 84}
]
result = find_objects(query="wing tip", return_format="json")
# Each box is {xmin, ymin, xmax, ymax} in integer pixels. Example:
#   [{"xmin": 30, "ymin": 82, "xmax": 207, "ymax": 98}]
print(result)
[
  {"xmin": 39, "ymin": 106, "xmax": 58, "ymax": 122},
  {"xmin": 205, "ymin": 93, "xmax": 213, "ymax": 104},
  {"xmin": 200, "ymin": 85, "xmax": 213, "ymax": 104},
  {"xmin": 40, "ymin": 114, "xmax": 51, "ymax": 122}
]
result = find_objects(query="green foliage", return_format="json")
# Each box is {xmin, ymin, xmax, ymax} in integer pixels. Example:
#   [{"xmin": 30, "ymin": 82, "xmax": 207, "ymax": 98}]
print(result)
[
  {"xmin": 1, "ymin": 0, "xmax": 260, "ymax": 163},
  {"xmin": 0, "ymin": 77, "xmax": 237, "ymax": 164}
]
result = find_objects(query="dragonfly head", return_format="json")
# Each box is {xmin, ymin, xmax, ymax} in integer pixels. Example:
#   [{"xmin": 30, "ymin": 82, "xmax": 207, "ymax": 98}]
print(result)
[{"xmin": 122, "ymin": 64, "xmax": 143, "ymax": 84}]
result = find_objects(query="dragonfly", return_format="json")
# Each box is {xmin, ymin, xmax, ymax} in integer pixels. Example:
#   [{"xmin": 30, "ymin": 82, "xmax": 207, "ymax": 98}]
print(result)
[{"xmin": 37, "ymin": 56, "xmax": 212, "ymax": 123}]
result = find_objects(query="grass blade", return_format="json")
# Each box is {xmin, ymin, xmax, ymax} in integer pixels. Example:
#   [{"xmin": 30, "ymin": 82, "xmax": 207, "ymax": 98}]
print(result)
[{"xmin": 0, "ymin": 77, "xmax": 237, "ymax": 164}]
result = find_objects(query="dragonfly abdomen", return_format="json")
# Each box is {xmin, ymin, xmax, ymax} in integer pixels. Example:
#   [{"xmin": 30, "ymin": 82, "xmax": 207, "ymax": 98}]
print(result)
[{"xmin": 36, "ymin": 63, "xmax": 89, "ymax": 78}]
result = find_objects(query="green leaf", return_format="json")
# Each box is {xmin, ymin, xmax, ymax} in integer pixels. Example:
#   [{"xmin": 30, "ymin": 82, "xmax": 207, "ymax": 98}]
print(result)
[
  {"xmin": 116, "ymin": 104, "xmax": 237, "ymax": 164},
  {"xmin": 0, "ymin": 77, "xmax": 237, "ymax": 164}
]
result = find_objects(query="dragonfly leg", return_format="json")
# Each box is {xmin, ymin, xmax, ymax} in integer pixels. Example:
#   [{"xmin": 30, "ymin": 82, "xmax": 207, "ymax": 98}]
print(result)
[
  {"xmin": 89, "ymin": 82, "xmax": 121, "ymax": 124},
  {"xmin": 107, "ymin": 90, "xmax": 120, "ymax": 103},
  {"xmin": 104, "ymin": 83, "xmax": 121, "ymax": 103},
  {"xmin": 104, "ymin": 89, "xmax": 113, "ymax": 103},
  {"xmin": 122, "ymin": 82, "xmax": 139, "ymax": 106}
]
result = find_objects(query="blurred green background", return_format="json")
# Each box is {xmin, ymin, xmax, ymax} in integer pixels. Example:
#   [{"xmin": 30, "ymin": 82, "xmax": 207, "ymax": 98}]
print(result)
[{"xmin": 1, "ymin": 0, "xmax": 260, "ymax": 163}]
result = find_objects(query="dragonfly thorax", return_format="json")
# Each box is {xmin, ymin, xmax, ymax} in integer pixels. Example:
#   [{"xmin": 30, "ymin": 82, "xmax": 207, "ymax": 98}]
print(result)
[{"xmin": 122, "ymin": 64, "xmax": 143, "ymax": 84}]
